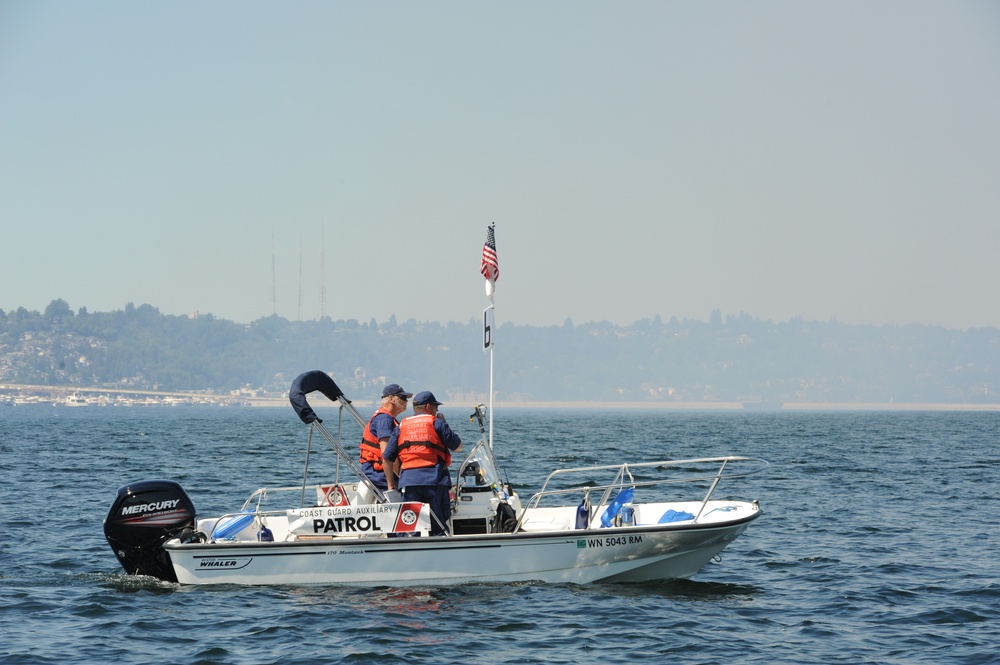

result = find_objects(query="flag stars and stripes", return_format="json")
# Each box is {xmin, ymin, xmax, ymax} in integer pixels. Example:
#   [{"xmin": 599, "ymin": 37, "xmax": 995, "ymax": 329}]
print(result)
[{"xmin": 481, "ymin": 225, "xmax": 499, "ymax": 283}]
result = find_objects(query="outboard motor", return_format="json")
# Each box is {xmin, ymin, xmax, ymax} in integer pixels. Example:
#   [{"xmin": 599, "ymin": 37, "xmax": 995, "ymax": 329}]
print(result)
[{"xmin": 103, "ymin": 480, "xmax": 197, "ymax": 583}]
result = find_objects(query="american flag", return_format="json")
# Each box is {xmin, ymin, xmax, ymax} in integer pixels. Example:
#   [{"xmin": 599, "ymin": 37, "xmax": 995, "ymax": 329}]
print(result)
[{"xmin": 480, "ymin": 224, "xmax": 499, "ymax": 283}]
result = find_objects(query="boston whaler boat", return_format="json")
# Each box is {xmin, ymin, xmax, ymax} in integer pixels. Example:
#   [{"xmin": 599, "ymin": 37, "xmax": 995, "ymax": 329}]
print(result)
[
  {"xmin": 104, "ymin": 225, "xmax": 766, "ymax": 586},
  {"xmin": 104, "ymin": 371, "xmax": 767, "ymax": 586}
]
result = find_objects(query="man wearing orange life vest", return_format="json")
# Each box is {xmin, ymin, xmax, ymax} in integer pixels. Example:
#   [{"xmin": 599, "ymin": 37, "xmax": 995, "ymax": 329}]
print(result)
[
  {"xmin": 383, "ymin": 391, "xmax": 463, "ymax": 535},
  {"xmin": 359, "ymin": 383, "xmax": 412, "ymax": 491}
]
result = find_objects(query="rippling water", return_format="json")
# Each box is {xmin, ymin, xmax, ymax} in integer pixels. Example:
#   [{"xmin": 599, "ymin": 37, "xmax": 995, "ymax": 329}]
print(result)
[{"xmin": 1, "ymin": 406, "xmax": 997, "ymax": 664}]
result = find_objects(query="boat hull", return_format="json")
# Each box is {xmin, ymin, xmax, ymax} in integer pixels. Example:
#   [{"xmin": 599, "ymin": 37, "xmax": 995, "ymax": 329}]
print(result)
[{"xmin": 163, "ymin": 513, "xmax": 759, "ymax": 586}]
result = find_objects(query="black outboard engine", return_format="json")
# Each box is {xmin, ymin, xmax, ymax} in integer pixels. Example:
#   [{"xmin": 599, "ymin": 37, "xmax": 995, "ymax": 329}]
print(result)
[{"xmin": 104, "ymin": 480, "xmax": 197, "ymax": 583}]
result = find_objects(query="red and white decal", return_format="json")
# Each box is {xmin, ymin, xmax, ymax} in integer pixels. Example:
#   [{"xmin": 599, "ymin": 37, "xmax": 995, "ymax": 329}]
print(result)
[
  {"xmin": 319, "ymin": 485, "xmax": 350, "ymax": 507},
  {"xmin": 393, "ymin": 503, "xmax": 426, "ymax": 533}
]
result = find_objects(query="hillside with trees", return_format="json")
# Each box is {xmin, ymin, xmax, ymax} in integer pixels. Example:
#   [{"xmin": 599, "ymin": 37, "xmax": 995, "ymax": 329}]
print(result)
[{"xmin": 1, "ymin": 299, "xmax": 998, "ymax": 405}]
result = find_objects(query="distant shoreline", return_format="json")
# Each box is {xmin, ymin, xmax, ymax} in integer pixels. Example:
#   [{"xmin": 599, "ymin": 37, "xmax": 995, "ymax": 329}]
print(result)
[
  {"xmin": 3, "ymin": 384, "xmax": 998, "ymax": 411},
  {"xmin": 256, "ymin": 398, "xmax": 1000, "ymax": 412}
]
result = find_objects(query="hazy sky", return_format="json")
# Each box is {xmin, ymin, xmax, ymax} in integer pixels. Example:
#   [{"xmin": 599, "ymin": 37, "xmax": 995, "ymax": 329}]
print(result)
[{"xmin": 2, "ymin": 2, "xmax": 998, "ymax": 330}]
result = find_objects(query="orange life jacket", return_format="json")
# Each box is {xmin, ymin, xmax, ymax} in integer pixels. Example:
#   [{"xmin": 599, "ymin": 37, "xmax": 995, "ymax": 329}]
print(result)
[
  {"xmin": 397, "ymin": 413, "xmax": 451, "ymax": 469},
  {"xmin": 359, "ymin": 408, "xmax": 398, "ymax": 471}
]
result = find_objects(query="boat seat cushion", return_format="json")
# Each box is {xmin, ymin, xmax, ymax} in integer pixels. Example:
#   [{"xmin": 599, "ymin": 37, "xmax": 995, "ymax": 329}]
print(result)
[{"xmin": 658, "ymin": 509, "xmax": 694, "ymax": 523}]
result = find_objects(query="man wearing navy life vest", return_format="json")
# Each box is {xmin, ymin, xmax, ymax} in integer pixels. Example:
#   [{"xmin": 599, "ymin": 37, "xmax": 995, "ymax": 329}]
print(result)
[
  {"xmin": 383, "ymin": 391, "xmax": 463, "ymax": 535},
  {"xmin": 359, "ymin": 384, "xmax": 412, "ymax": 492}
]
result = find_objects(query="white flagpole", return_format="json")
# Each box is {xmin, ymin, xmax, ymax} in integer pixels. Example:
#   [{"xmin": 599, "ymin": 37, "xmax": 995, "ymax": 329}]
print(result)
[
  {"xmin": 489, "ymin": 289, "xmax": 494, "ymax": 450},
  {"xmin": 489, "ymin": 315, "xmax": 494, "ymax": 450},
  {"xmin": 481, "ymin": 224, "xmax": 498, "ymax": 449},
  {"xmin": 484, "ymin": 295, "xmax": 495, "ymax": 449}
]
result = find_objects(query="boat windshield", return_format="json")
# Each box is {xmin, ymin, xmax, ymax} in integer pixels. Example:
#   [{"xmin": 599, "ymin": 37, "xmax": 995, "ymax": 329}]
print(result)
[{"xmin": 457, "ymin": 438, "xmax": 502, "ymax": 491}]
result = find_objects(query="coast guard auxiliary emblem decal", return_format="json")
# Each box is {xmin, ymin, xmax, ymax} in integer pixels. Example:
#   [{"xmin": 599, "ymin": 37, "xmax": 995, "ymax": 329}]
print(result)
[
  {"xmin": 392, "ymin": 502, "xmax": 427, "ymax": 532},
  {"xmin": 320, "ymin": 484, "xmax": 350, "ymax": 507}
]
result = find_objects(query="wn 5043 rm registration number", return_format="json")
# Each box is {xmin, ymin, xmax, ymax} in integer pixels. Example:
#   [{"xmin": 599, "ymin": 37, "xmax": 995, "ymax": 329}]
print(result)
[{"xmin": 577, "ymin": 535, "xmax": 643, "ymax": 549}]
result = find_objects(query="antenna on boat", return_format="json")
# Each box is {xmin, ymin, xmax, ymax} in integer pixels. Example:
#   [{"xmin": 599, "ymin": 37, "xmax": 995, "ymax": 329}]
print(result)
[{"xmin": 480, "ymin": 224, "xmax": 499, "ymax": 449}]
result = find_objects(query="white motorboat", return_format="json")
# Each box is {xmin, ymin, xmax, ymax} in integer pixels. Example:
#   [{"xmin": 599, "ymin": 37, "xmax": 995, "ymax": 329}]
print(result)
[
  {"xmin": 63, "ymin": 392, "xmax": 89, "ymax": 407},
  {"xmin": 104, "ymin": 370, "xmax": 766, "ymax": 586}
]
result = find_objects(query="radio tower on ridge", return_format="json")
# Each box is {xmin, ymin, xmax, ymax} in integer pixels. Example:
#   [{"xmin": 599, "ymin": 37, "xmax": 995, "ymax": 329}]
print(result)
[
  {"xmin": 297, "ymin": 239, "xmax": 303, "ymax": 321},
  {"xmin": 320, "ymin": 226, "xmax": 327, "ymax": 319},
  {"xmin": 271, "ymin": 228, "xmax": 277, "ymax": 316}
]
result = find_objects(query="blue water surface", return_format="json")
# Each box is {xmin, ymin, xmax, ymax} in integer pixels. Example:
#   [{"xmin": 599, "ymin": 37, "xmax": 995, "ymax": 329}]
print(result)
[{"xmin": 1, "ymin": 405, "xmax": 997, "ymax": 664}]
